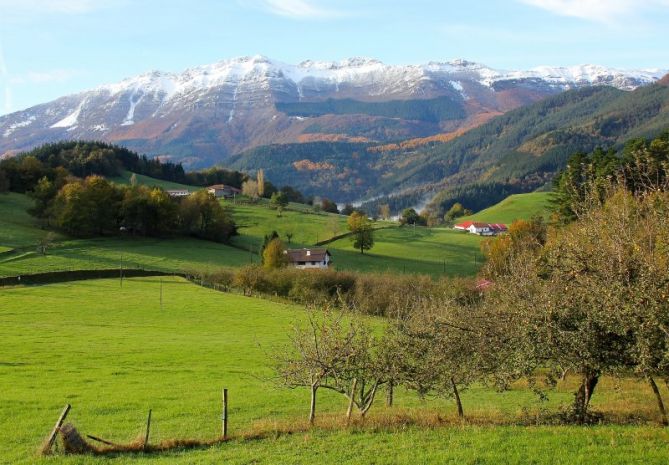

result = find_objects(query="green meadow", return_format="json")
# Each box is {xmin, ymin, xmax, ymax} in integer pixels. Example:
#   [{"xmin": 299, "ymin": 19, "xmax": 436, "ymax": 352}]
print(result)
[
  {"xmin": 1, "ymin": 277, "xmax": 667, "ymax": 465},
  {"xmin": 459, "ymin": 192, "xmax": 554, "ymax": 224},
  {"xmin": 1, "ymin": 185, "xmax": 554, "ymax": 279}
]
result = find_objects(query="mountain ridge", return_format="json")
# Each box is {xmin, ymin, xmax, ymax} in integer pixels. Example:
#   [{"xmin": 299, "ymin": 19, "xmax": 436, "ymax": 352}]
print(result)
[{"xmin": 1, "ymin": 55, "xmax": 666, "ymax": 165}]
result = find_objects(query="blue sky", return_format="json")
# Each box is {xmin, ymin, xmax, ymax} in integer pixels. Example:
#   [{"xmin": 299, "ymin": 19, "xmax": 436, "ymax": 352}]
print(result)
[{"xmin": 0, "ymin": 0, "xmax": 668, "ymax": 115}]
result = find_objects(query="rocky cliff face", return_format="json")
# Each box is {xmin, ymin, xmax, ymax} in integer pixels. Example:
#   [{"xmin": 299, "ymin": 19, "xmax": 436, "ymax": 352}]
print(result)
[{"xmin": 1, "ymin": 55, "xmax": 665, "ymax": 166}]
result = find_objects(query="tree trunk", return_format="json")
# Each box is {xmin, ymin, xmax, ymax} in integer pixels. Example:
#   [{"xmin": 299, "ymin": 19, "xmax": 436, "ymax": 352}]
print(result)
[
  {"xmin": 386, "ymin": 382, "xmax": 394, "ymax": 407},
  {"xmin": 648, "ymin": 376, "xmax": 668, "ymax": 426},
  {"xmin": 361, "ymin": 383, "xmax": 379, "ymax": 418},
  {"xmin": 346, "ymin": 379, "xmax": 358, "ymax": 423},
  {"xmin": 574, "ymin": 372, "xmax": 599, "ymax": 423},
  {"xmin": 309, "ymin": 384, "xmax": 317, "ymax": 425},
  {"xmin": 451, "ymin": 377, "xmax": 464, "ymax": 418}
]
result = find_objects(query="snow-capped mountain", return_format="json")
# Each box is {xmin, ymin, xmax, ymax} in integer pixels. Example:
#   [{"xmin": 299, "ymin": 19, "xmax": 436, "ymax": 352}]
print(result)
[{"xmin": 1, "ymin": 55, "xmax": 665, "ymax": 165}]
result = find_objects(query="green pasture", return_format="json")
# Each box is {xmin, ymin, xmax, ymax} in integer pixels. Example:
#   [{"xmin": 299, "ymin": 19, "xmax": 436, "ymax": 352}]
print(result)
[
  {"xmin": 459, "ymin": 192, "xmax": 554, "ymax": 225},
  {"xmin": 109, "ymin": 170, "xmax": 197, "ymax": 191},
  {"xmin": 1, "ymin": 278, "xmax": 667, "ymax": 464},
  {"xmin": 329, "ymin": 226, "xmax": 485, "ymax": 277}
]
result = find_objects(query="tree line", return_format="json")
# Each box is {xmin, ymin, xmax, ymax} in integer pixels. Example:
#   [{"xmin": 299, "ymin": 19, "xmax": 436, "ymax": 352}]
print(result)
[{"xmin": 32, "ymin": 175, "xmax": 237, "ymax": 242}]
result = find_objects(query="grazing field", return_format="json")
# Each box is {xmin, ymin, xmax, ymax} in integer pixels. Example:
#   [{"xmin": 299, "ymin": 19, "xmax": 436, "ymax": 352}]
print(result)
[
  {"xmin": 108, "ymin": 170, "xmax": 197, "ymax": 191},
  {"xmin": 0, "ymin": 193, "xmax": 66, "ymax": 249},
  {"xmin": 328, "ymin": 226, "xmax": 485, "ymax": 277},
  {"xmin": 1, "ymin": 278, "xmax": 668, "ymax": 465},
  {"xmin": 228, "ymin": 201, "xmax": 349, "ymax": 251},
  {"xmin": 0, "ymin": 193, "xmax": 252, "ymax": 277},
  {"xmin": 459, "ymin": 192, "xmax": 554, "ymax": 224},
  {"xmin": 228, "ymin": 202, "xmax": 485, "ymax": 276}
]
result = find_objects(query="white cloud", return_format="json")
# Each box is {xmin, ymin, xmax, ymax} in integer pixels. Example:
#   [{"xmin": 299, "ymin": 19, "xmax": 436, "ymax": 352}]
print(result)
[
  {"xmin": 519, "ymin": 0, "xmax": 669, "ymax": 22},
  {"xmin": 255, "ymin": 0, "xmax": 345, "ymax": 19}
]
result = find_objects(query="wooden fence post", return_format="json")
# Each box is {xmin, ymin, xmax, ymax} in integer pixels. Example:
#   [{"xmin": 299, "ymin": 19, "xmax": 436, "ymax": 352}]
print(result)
[
  {"xmin": 143, "ymin": 409, "xmax": 152, "ymax": 451},
  {"xmin": 44, "ymin": 404, "xmax": 71, "ymax": 454},
  {"xmin": 222, "ymin": 388, "xmax": 228, "ymax": 439}
]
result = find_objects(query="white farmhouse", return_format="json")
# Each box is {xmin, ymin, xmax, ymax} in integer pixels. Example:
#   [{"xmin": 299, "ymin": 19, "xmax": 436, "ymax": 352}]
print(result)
[{"xmin": 285, "ymin": 248, "xmax": 332, "ymax": 269}]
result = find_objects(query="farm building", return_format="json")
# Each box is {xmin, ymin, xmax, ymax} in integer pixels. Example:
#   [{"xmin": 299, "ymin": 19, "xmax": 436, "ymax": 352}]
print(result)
[
  {"xmin": 207, "ymin": 184, "xmax": 242, "ymax": 199},
  {"xmin": 166, "ymin": 189, "xmax": 190, "ymax": 197},
  {"xmin": 454, "ymin": 221, "xmax": 508, "ymax": 236},
  {"xmin": 285, "ymin": 248, "xmax": 332, "ymax": 269}
]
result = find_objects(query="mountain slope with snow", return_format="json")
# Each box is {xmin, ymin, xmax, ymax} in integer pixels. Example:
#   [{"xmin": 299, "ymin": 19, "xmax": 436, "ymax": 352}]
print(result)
[{"xmin": 1, "ymin": 55, "xmax": 665, "ymax": 164}]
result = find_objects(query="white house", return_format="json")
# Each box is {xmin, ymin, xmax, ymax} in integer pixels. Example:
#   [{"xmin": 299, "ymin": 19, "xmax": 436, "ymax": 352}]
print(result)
[
  {"xmin": 454, "ymin": 221, "xmax": 508, "ymax": 236},
  {"xmin": 166, "ymin": 189, "xmax": 190, "ymax": 198},
  {"xmin": 285, "ymin": 248, "xmax": 332, "ymax": 269}
]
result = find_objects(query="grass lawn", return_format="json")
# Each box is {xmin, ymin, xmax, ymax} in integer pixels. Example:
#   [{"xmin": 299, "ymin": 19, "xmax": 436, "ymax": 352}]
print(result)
[
  {"xmin": 1, "ymin": 278, "xmax": 668, "ymax": 464},
  {"xmin": 330, "ymin": 226, "xmax": 485, "ymax": 277},
  {"xmin": 108, "ymin": 170, "xmax": 198, "ymax": 191},
  {"xmin": 229, "ymin": 201, "xmax": 349, "ymax": 251},
  {"xmin": 460, "ymin": 192, "xmax": 555, "ymax": 225}
]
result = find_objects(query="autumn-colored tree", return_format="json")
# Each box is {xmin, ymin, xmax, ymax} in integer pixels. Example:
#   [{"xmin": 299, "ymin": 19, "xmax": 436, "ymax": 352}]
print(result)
[
  {"xmin": 262, "ymin": 238, "xmax": 288, "ymax": 269},
  {"xmin": 257, "ymin": 169, "xmax": 265, "ymax": 198},
  {"xmin": 242, "ymin": 179, "xmax": 260, "ymax": 198},
  {"xmin": 378, "ymin": 204, "xmax": 391, "ymax": 220}
]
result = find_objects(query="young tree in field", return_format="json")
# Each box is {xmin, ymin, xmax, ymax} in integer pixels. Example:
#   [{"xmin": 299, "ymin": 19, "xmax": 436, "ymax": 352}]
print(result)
[
  {"xmin": 274, "ymin": 309, "xmax": 363, "ymax": 425},
  {"xmin": 262, "ymin": 238, "xmax": 287, "ymax": 269},
  {"xmin": 326, "ymin": 216, "xmax": 340, "ymax": 239},
  {"xmin": 36, "ymin": 232, "xmax": 56, "ymax": 255},
  {"xmin": 285, "ymin": 231, "xmax": 294, "ymax": 245},
  {"xmin": 270, "ymin": 191, "xmax": 289, "ymax": 216},
  {"xmin": 393, "ymin": 301, "xmax": 486, "ymax": 418},
  {"xmin": 347, "ymin": 212, "xmax": 374, "ymax": 254}
]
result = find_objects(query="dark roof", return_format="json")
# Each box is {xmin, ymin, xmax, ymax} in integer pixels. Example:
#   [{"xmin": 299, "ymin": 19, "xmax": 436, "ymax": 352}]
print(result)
[
  {"xmin": 208, "ymin": 184, "xmax": 241, "ymax": 192},
  {"xmin": 285, "ymin": 248, "xmax": 331, "ymax": 263}
]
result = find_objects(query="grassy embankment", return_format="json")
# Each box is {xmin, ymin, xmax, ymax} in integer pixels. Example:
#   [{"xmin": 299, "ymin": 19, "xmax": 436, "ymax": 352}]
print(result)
[{"xmin": 1, "ymin": 277, "xmax": 667, "ymax": 465}]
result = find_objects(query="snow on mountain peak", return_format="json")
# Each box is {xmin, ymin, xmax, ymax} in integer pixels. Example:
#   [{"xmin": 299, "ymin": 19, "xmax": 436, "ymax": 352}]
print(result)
[{"xmin": 88, "ymin": 56, "xmax": 666, "ymax": 104}]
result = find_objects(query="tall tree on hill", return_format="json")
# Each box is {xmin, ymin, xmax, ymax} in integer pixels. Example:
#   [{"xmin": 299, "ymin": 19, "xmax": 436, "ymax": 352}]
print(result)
[
  {"xmin": 257, "ymin": 169, "xmax": 265, "ymax": 198},
  {"xmin": 347, "ymin": 211, "xmax": 374, "ymax": 254},
  {"xmin": 270, "ymin": 191, "xmax": 289, "ymax": 217}
]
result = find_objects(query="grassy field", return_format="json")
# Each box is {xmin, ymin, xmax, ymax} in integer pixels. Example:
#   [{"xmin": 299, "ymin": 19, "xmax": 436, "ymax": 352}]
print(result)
[
  {"xmin": 228, "ymin": 202, "xmax": 485, "ymax": 276},
  {"xmin": 228, "ymin": 201, "xmax": 349, "ymax": 252},
  {"xmin": 1, "ymin": 277, "xmax": 668, "ymax": 465},
  {"xmin": 108, "ymin": 170, "xmax": 198, "ymax": 191},
  {"xmin": 0, "ymin": 193, "xmax": 253, "ymax": 277},
  {"xmin": 328, "ymin": 226, "xmax": 484, "ymax": 277},
  {"xmin": 0, "ymin": 189, "xmax": 542, "ymax": 279},
  {"xmin": 459, "ymin": 192, "xmax": 554, "ymax": 224}
]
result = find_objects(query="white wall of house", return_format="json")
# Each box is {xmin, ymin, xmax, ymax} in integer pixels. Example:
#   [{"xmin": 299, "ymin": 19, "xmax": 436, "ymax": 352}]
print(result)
[{"xmin": 290, "ymin": 253, "xmax": 331, "ymax": 269}]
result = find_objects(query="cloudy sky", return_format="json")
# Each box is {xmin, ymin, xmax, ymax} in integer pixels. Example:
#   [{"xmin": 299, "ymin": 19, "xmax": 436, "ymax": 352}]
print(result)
[{"xmin": 0, "ymin": 0, "xmax": 668, "ymax": 115}]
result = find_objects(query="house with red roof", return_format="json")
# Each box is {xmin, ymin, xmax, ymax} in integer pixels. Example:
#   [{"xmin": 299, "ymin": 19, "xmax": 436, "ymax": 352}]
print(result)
[{"xmin": 454, "ymin": 221, "xmax": 507, "ymax": 236}]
